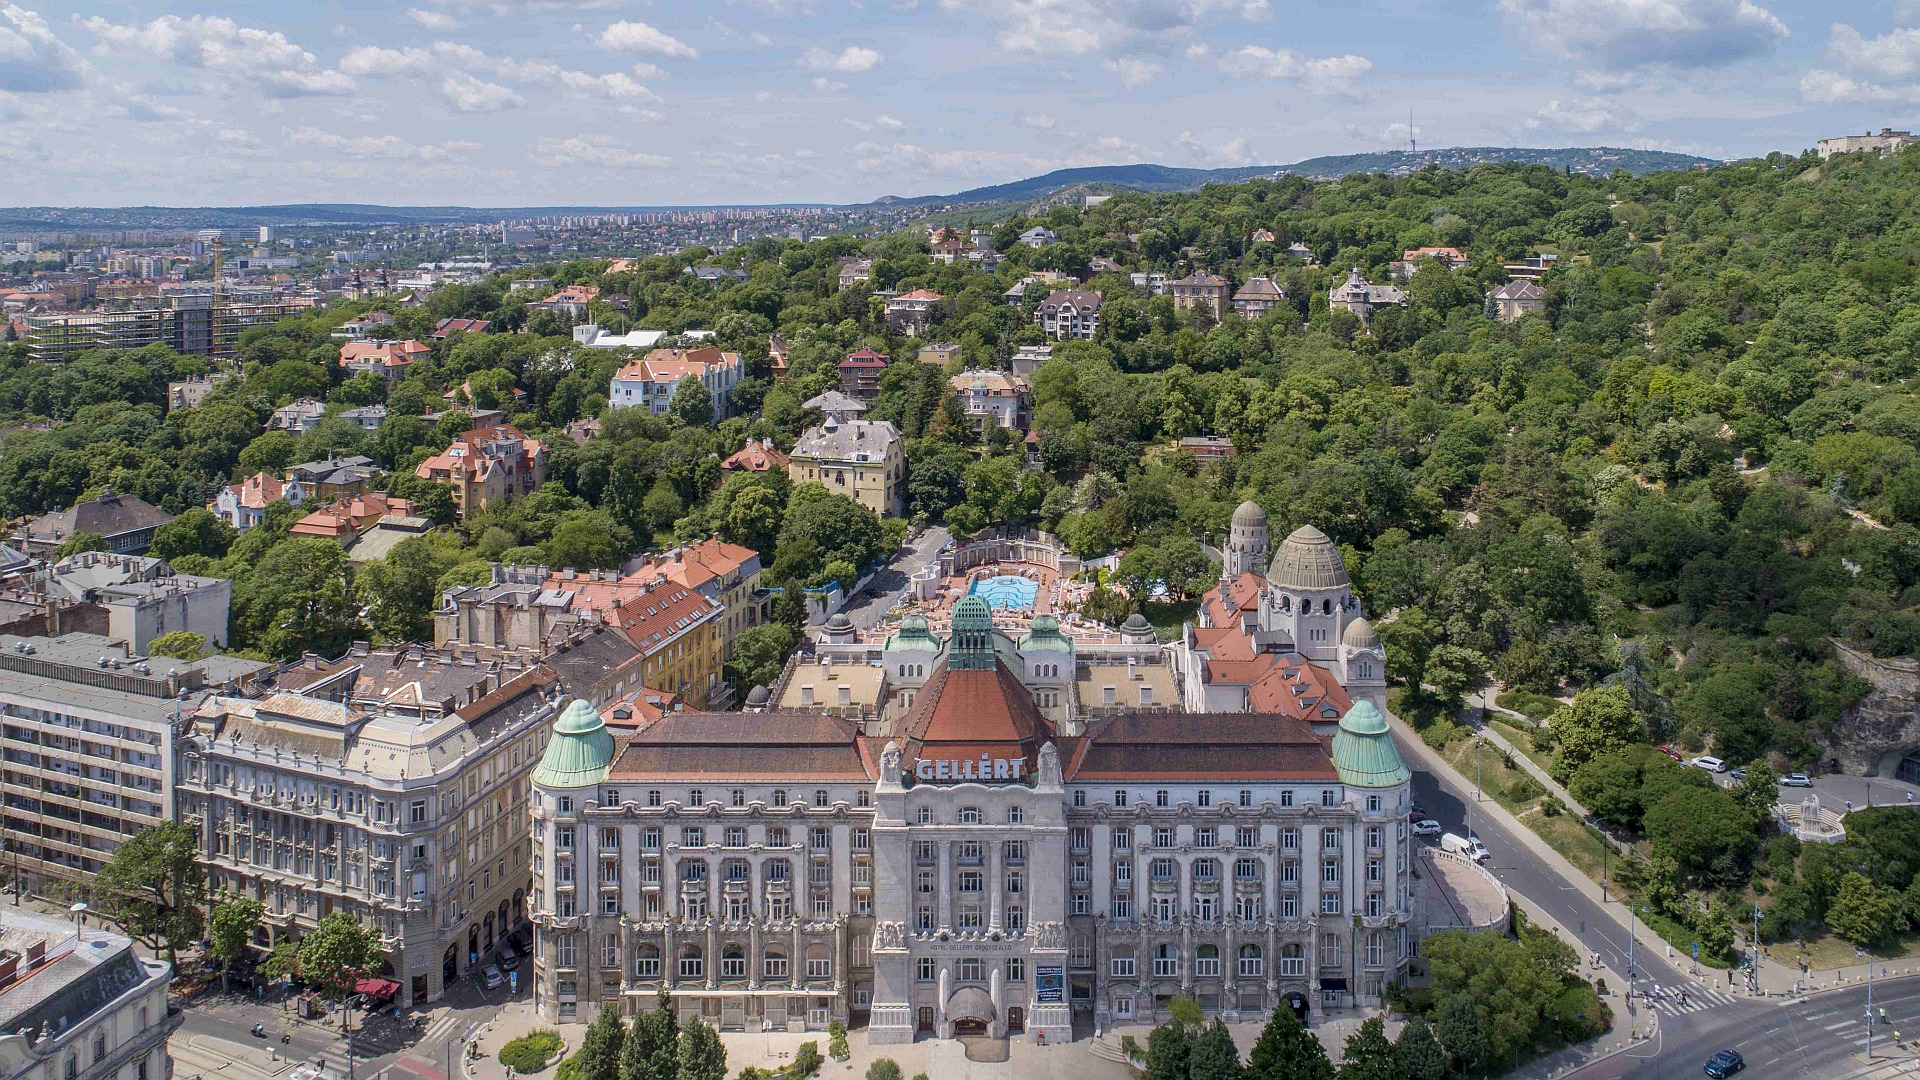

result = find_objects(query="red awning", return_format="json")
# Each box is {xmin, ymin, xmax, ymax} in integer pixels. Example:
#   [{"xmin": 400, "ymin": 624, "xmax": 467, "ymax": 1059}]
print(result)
[{"xmin": 355, "ymin": 978, "xmax": 401, "ymax": 998}]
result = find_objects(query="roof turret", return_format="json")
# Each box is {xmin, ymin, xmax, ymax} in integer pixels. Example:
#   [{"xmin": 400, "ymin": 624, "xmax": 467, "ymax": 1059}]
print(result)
[
  {"xmin": 1268, "ymin": 524, "xmax": 1350, "ymax": 589},
  {"xmin": 1331, "ymin": 700, "xmax": 1409, "ymax": 787},
  {"xmin": 531, "ymin": 698, "xmax": 616, "ymax": 789}
]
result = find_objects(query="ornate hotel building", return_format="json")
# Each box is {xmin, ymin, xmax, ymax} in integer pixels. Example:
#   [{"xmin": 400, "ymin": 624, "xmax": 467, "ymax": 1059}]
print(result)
[{"xmin": 526, "ymin": 522, "xmax": 1412, "ymax": 1043}]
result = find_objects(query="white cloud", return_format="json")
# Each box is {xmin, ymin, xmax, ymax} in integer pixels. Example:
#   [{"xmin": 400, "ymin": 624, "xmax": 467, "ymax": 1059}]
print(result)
[
  {"xmin": 940, "ymin": 0, "xmax": 1266, "ymax": 56},
  {"xmin": 802, "ymin": 45, "xmax": 882, "ymax": 73},
  {"xmin": 1526, "ymin": 97, "xmax": 1641, "ymax": 133},
  {"xmin": 341, "ymin": 45, "xmax": 435, "ymax": 78},
  {"xmin": 874, "ymin": 113, "xmax": 905, "ymax": 130},
  {"xmin": 1177, "ymin": 130, "xmax": 1256, "ymax": 165},
  {"xmin": 1213, "ymin": 46, "xmax": 1371, "ymax": 94},
  {"xmin": 1021, "ymin": 113, "xmax": 1055, "ymax": 129},
  {"xmin": 1799, "ymin": 24, "xmax": 1920, "ymax": 103},
  {"xmin": 812, "ymin": 77, "xmax": 847, "ymax": 91},
  {"xmin": 79, "ymin": 13, "xmax": 352, "ymax": 97},
  {"xmin": 288, "ymin": 125, "xmax": 479, "ymax": 160},
  {"xmin": 440, "ymin": 71, "xmax": 522, "ymax": 112},
  {"xmin": 406, "ymin": 7, "xmax": 461, "ymax": 29},
  {"xmin": 107, "ymin": 91, "xmax": 196, "ymax": 123},
  {"xmin": 630, "ymin": 62, "xmax": 669, "ymax": 80},
  {"xmin": 595, "ymin": 21, "xmax": 698, "ymax": 59},
  {"xmin": 557, "ymin": 70, "xmax": 659, "ymax": 100},
  {"xmin": 1102, "ymin": 57, "xmax": 1162, "ymax": 89},
  {"xmin": 0, "ymin": 5, "xmax": 84, "ymax": 92},
  {"xmin": 532, "ymin": 134, "xmax": 670, "ymax": 168},
  {"xmin": 1498, "ymin": 0, "xmax": 1787, "ymax": 73}
]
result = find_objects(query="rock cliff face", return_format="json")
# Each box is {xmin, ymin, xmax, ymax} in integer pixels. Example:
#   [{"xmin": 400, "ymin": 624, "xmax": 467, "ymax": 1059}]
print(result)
[{"xmin": 1828, "ymin": 639, "xmax": 1920, "ymax": 776}]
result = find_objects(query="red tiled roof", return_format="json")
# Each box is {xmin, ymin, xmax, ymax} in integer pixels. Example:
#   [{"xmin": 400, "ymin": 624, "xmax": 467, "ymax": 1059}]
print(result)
[
  {"xmin": 608, "ymin": 712, "xmax": 871, "ymax": 781},
  {"xmin": 720, "ymin": 439, "xmax": 789, "ymax": 471},
  {"xmin": 1067, "ymin": 713, "xmax": 1337, "ymax": 781}
]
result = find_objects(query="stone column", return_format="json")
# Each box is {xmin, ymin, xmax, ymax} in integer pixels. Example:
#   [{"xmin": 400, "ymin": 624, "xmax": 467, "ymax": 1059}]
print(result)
[
  {"xmin": 663, "ymin": 920, "xmax": 677, "ymax": 991},
  {"xmin": 706, "ymin": 921, "xmax": 718, "ymax": 990},
  {"xmin": 987, "ymin": 840, "xmax": 1003, "ymax": 933},
  {"xmin": 937, "ymin": 840, "xmax": 953, "ymax": 932}
]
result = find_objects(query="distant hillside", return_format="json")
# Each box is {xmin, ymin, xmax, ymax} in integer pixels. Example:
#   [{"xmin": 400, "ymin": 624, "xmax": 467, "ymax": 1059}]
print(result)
[
  {"xmin": 0, "ymin": 201, "xmax": 830, "ymax": 231},
  {"xmin": 884, "ymin": 146, "xmax": 1721, "ymax": 209}
]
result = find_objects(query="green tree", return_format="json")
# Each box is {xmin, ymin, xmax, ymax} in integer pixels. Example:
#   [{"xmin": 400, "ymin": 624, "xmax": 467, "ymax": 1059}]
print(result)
[
  {"xmin": 1188, "ymin": 1019, "xmax": 1243, "ymax": 1080},
  {"xmin": 1828, "ymin": 870, "xmax": 1903, "ymax": 948},
  {"xmin": 297, "ymin": 912, "xmax": 382, "ymax": 1029},
  {"xmin": 1550, "ymin": 685, "xmax": 1643, "ymax": 780},
  {"xmin": 1394, "ymin": 1016, "xmax": 1444, "ymax": 1080},
  {"xmin": 147, "ymin": 631, "xmax": 212, "ymax": 661},
  {"xmin": 150, "ymin": 507, "xmax": 236, "ymax": 561},
  {"xmin": 577, "ymin": 1002, "xmax": 626, "ymax": 1080},
  {"xmin": 208, "ymin": 895, "xmax": 265, "ymax": 992},
  {"xmin": 1432, "ymin": 994, "xmax": 1489, "ymax": 1076},
  {"xmin": 669, "ymin": 379, "xmax": 714, "ymax": 427},
  {"xmin": 865, "ymin": 1062, "xmax": 903, "ymax": 1080},
  {"xmin": 49, "ymin": 532, "xmax": 106, "ymax": 559},
  {"xmin": 1642, "ymin": 784, "xmax": 1759, "ymax": 884},
  {"xmin": 725, "ymin": 623, "xmax": 797, "ymax": 698},
  {"xmin": 1246, "ymin": 1005, "xmax": 1332, "ymax": 1080},
  {"xmin": 1144, "ymin": 1022, "xmax": 1192, "ymax": 1080},
  {"xmin": 229, "ymin": 536, "xmax": 363, "ymax": 661},
  {"xmin": 93, "ymin": 820, "xmax": 205, "ymax": 961},
  {"xmin": 1339, "ymin": 1017, "xmax": 1404, "ymax": 1080},
  {"xmin": 620, "ymin": 992, "xmax": 679, "ymax": 1080},
  {"xmin": 353, "ymin": 536, "xmax": 458, "ymax": 643},
  {"xmin": 674, "ymin": 1015, "xmax": 726, "ymax": 1080}
]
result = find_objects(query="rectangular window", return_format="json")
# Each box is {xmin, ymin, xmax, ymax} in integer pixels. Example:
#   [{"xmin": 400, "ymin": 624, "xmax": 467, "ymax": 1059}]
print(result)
[
  {"xmin": 1281, "ymin": 894, "xmax": 1299, "ymax": 919},
  {"xmin": 917, "ymin": 958, "xmax": 937, "ymax": 981},
  {"xmin": 1113, "ymin": 830, "xmax": 1131, "ymax": 851},
  {"xmin": 1322, "ymin": 893, "xmax": 1342, "ymax": 916},
  {"xmin": 1006, "ymin": 958, "xmax": 1025, "ymax": 983},
  {"xmin": 958, "ymin": 958, "xmax": 984, "ymax": 982},
  {"xmin": 1281, "ymin": 828, "xmax": 1299, "ymax": 851},
  {"xmin": 1195, "ymin": 952, "xmax": 1220, "ymax": 977},
  {"xmin": 1321, "ymin": 789, "xmax": 1338, "ymax": 807},
  {"xmin": 1110, "ymin": 954, "xmax": 1135, "ymax": 978}
]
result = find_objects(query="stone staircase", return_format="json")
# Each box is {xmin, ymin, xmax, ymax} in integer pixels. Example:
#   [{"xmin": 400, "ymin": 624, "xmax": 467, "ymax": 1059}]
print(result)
[{"xmin": 1088, "ymin": 1033, "xmax": 1138, "ymax": 1067}]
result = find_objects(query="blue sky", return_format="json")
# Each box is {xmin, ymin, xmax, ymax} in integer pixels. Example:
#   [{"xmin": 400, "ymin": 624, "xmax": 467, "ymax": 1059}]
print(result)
[{"xmin": 3, "ymin": 0, "xmax": 1918, "ymax": 207}]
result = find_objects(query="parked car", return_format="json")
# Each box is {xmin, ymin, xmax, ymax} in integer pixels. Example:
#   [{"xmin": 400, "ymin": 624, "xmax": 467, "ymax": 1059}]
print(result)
[
  {"xmin": 1704, "ymin": 1050, "xmax": 1744, "ymax": 1078},
  {"xmin": 1441, "ymin": 832, "xmax": 1489, "ymax": 862},
  {"xmin": 1656, "ymin": 745, "xmax": 1684, "ymax": 761},
  {"xmin": 1780, "ymin": 773, "xmax": 1814, "ymax": 787},
  {"xmin": 496, "ymin": 941, "xmax": 519, "ymax": 965},
  {"xmin": 1690, "ymin": 755, "xmax": 1728, "ymax": 773},
  {"xmin": 1411, "ymin": 818, "xmax": 1443, "ymax": 837},
  {"xmin": 1728, "ymin": 768, "xmax": 1747, "ymax": 781},
  {"xmin": 481, "ymin": 964, "xmax": 503, "ymax": 991}
]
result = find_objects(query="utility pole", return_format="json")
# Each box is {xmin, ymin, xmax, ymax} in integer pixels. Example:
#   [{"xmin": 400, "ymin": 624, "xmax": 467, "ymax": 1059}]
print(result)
[
  {"xmin": 1750, "ymin": 905, "xmax": 1761, "ymax": 993},
  {"xmin": 1627, "ymin": 904, "xmax": 1637, "ymax": 987},
  {"xmin": 1863, "ymin": 947, "xmax": 1874, "ymax": 1060},
  {"xmin": 1601, "ymin": 843, "xmax": 1609, "ymax": 902}
]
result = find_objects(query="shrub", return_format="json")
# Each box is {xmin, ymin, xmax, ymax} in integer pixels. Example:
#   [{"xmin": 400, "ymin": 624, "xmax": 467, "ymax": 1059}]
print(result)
[
  {"xmin": 828, "ymin": 1020, "xmax": 849, "ymax": 1060},
  {"xmin": 865, "ymin": 1061, "xmax": 902, "ymax": 1080},
  {"xmin": 790, "ymin": 1041, "xmax": 821, "ymax": 1078},
  {"xmin": 1542, "ymin": 794, "xmax": 1566, "ymax": 817},
  {"xmin": 1507, "ymin": 775, "xmax": 1544, "ymax": 802},
  {"xmin": 1421, "ymin": 717, "xmax": 1472, "ymax": 751},
  {"xmin": 1498, "ymin": 689, "xmax": 1565, "ymax": 722},
  {"xmin": 498, "ymin": 1030, "xmax": 563, "ymax": 1073}
]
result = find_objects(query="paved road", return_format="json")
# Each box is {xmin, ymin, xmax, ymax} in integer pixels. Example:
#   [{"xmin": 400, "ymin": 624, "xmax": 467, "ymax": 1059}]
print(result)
[
  {"xmin": 1570, "ymin": 975, "xmax": 1920, "ymax": 1080},
  {"xmin": 831, "ymin": 525, "xmax": 950, "ymax": 632},
  {"xmin": 1403, "ymin": 733, "xmax": 1692, "ymax": 995}
]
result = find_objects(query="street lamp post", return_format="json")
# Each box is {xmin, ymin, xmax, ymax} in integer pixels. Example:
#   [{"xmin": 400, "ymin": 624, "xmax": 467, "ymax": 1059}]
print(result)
[
  {"xmin": 1750, "ymin": 906, "xmax": 1761, "ymax": 994},
  {"xmin": 1602, "ymin": 843, "xmax": 1609, "ymax": 903},
  {"xmin": 1862, "ymin": 947, "xmax": 1873, "ymax": 1060},
  {"xmin": 445, "ymin": 1037, "xmax": 463, "ymax": 1080}
]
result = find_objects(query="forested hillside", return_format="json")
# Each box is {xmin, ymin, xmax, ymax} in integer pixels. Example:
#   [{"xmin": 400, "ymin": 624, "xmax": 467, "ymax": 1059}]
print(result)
[{"xmin": 4, "ymin": 148, "xmax": 1918, "ymax": 776}]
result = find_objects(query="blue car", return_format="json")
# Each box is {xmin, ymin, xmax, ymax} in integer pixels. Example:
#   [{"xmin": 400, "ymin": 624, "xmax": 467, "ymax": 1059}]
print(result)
[{"xmin": 1705, "ymin": 1050, "xmax": 1744, "ymax": 1078}]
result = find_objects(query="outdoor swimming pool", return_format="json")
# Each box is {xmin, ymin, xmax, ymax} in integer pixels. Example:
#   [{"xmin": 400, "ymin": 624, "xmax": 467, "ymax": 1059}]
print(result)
[{"xmin": 968, "ymin": 575, "xmax": 1039, "ymax": 610}]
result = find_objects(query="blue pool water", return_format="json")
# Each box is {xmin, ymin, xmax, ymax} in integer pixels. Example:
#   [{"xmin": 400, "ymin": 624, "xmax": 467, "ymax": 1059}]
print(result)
[{"xmin": 969, "ymin": 575, "xmax": 1039, "ymax": 610}]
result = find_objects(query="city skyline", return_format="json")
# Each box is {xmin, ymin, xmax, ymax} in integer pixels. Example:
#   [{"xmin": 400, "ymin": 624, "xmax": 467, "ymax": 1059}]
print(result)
[{"xmin": 2, "ymin": 0, "xmax": 1919, "ymax": 206}]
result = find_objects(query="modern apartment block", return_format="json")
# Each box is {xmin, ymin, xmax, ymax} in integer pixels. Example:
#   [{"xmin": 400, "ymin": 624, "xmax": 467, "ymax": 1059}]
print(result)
[
  {"xmin": 0, "ymin": 633, "xmax": 265, "ymax": 894},
  {"xmin": 23, "ymin": 295, "xmax": 309, "ymax": 362}
]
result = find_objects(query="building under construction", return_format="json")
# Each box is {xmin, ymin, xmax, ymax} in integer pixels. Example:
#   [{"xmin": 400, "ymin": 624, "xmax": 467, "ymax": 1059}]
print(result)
[{"xmin": 22, "ymin": 292, "xmax": 309, "ymax": 362}]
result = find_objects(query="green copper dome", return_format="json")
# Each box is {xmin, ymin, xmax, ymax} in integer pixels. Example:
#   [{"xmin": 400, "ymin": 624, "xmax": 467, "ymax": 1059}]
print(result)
[
  {"xmin": 532, "ymin": 698, "xmax": 616, "ymax": 789},
  {"xmin": 1331, "ymin": 700, "xmax": 1409, "ymax": 787}
]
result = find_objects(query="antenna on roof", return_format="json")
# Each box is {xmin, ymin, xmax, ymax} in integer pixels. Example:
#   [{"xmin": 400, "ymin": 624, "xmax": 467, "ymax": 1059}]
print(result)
[{"xmin": 1409, "ymin": 107, "xmax": 1416, "ymax": 155}]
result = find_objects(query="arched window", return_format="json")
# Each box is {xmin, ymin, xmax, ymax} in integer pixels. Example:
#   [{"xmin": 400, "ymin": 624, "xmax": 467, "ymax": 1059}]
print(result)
[
  {"xmin": 678, "ymin": 945, "xmax": 704, "ymax": 980},
  {"xmin": 959, "ymin": 806, "xmax": 982, "ymax": 824},
  {"xmin": 634, "ymin": 944, "xmax": 661, "ymax": 979},
  {"xmin": 916, "ymin": 807, "xmax": 932, "ymax": 824},
  {"xmin": 764, "ymin": 946, "xmax": 789, "ymax": 979},
  {"xmin": 1279, "ymin": 595, "xmax": 1291, "ymax": 612},
  {"xmin": 720, "ymin": 943, "xmax": 747, "ymax": 979},
  {"xmin": 1195, "ymin": 944, "xmax": 1220, "ymax": 977},
  {"xmin": 1239, "ymin": 944, "xmax": 1264, "ymax": 977},
  {"xmin": 1280, "ymin": 943, "xmax": 1305, "ymax": 976},
  {"xmin": 1152, "ymin": 943, "xmax": 1179, "ymax": 978},
  {"xmin": 1322, "ymin": 598, "xmax": 1333, "ymax": 615},
  {"xmin": 805, "ymin": 943, "xmax": 832, "ymax": 980},
  {"xmin": 1006, "ymin": 806, "xmax": 1025, "ymax": 825}
]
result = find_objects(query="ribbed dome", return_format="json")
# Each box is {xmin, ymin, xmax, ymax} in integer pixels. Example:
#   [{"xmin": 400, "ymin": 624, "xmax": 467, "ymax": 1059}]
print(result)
[
  {"xmin": 1231, "ymin": 500, "xmax": 1267, "ymax": 528},
  {"xmin": 531, "ymin": 698, "xmax": 616, "ymax": 789},
  {"xmin": 1331, "ymin": 701, "xmax": 1409, "ymax": 787},
  {"xmin": 1342, "ymin": 615, "xmax": 1380, "ymax": 649},
  {"xmin": 1121, "ymin": 612, "xmax": 1151, "ymax": 631},
  {"xmin": 1267, "ymin": 525, "xmax": 1350, "ymax": 589},
  {"xmin": 745, "ymin": 685, "xmax": 770, "ymax": 706}
]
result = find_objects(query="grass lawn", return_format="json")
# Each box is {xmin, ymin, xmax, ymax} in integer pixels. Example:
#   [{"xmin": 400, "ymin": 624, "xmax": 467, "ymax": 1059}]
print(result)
[
  {"xmin": 1530, "ymin": 813, "xmax": 1618, "ymax": 884},
  {"xmin": 1142, "ymin": 599, "xmax": 1197, "ymax": 641},
  {"xmin": 1490, "ymin": 718, "xmax": 1557, "ymax": 778},
  {"xmin": 1788, "ymin": 929, "xmax": 1920, "ymax": 972},
  {"xmin": 1440, "ymin": 735, "xmax": 1543, "ymax": 815}
]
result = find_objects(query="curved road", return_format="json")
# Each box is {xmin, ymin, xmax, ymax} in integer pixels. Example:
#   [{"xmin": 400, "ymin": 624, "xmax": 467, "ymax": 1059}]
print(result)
[{"xmin": 1569, "ymin": 976, "xmax": 1920, "ymax": 1080}]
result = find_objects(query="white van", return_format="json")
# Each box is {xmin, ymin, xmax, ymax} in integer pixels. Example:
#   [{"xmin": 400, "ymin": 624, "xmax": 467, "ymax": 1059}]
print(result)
[
  {"xmin": 1441, "ymin": 833, "xmax": 1489, "ymax": 862},
  {"xmin": 1690, "ymin": 755, "xmax": 1727, "ymax": 773}
]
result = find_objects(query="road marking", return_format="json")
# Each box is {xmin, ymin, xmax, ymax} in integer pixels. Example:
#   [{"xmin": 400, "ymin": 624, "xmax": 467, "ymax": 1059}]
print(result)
[{"xmin": 1825, "ymin": 1020, "xmax": 1855, "ymax": 1031}]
